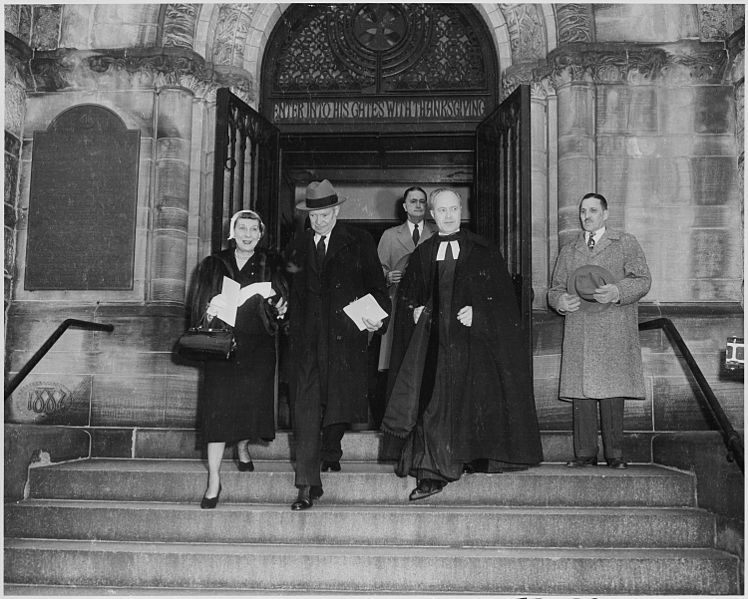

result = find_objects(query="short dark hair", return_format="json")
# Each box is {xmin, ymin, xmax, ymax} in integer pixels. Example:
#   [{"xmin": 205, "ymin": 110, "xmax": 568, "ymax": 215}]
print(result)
[
  {"xmin": 403, "ymin": 186, "xmax": 427, "ymax": 202},
  {"xmin": 580, "ymin": 192, "xmax": 608, "ymax": 210}
]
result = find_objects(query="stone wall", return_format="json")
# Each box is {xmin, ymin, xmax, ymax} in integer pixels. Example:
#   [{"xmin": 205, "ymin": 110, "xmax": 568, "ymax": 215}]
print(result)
[
  {"xmin": 534, "ymin": 306, "xmax": 744, "ymax": 433},
  {"xmin": 4, "ymin": 39, "xmax": 251, "ymax": 430},
  {"xmin": 4, "ymin": 6, "xmax": 32, "ymax": 329},
  {"xmin": 4, "ymin": 4, "xmax": 743, "ymax": 441}
]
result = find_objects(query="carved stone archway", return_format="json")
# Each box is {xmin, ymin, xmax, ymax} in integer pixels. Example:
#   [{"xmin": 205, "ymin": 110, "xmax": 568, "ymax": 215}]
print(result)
[{"xmin": 160, "ymin": 3, "xmax": 561, "ymax": 107}]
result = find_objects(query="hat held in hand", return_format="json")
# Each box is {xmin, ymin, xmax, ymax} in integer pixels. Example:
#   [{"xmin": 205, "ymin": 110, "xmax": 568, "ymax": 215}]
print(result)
[
  {"xmin": 297, "ymin": 179, "xmax": 347, "ymax": 211},
  {"xmin": 568, "ymin": 264, "xmax": 616, "ymax": 313}
]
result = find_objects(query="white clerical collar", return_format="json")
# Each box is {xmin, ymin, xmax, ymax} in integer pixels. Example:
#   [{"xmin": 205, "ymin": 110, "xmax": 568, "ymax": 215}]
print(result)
[{"xmin": 436, "ymin": 240, "xmax": 460, "ymax": 261}]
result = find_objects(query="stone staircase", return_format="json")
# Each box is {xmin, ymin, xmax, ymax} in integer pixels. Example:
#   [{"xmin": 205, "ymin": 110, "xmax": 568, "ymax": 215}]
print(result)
[{"xmin": 4, "ymin": 431, "xmax": 741, "ymax": 595}]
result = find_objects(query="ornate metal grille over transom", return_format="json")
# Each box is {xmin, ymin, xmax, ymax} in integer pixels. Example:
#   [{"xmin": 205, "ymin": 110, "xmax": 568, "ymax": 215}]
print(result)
[{"xmin": 271, "ymin": 3, "xmax": 488, "ymax": 94}]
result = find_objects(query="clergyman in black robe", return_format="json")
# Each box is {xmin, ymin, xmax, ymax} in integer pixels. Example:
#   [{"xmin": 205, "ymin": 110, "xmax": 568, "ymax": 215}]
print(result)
[{"xmin": 381, "ymin": 188, "xmax": 543, "ymax": 500}]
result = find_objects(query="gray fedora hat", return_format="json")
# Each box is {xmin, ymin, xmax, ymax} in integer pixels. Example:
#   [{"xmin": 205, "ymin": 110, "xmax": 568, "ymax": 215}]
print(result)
[
  {"xmin": 567, "ymin": 264, "xmax": 616, "ymax": 313},
  {"xmin": 296, "ymin": 179, "xmax": 347, "ymax": 211}
]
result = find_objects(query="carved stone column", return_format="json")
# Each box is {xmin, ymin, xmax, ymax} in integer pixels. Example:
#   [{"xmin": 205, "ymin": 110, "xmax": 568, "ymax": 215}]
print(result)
[
  {"xmin": 4, "ymin": 31, "xmax": 31, "ymax": 312},
  {"xmin": 726, "ymin": 27, "xmax": 744, "ymax": 306},
  {"xmin": 150, "ymin": 86, "xmax": 194, "ymax": 304},
  {"xmin": 548, "ymin": 52, "xmax": 596, "ymax": 247},
  {"xmin": 529, "ymin": 78, "xmax": 558, "ymax": 307}
]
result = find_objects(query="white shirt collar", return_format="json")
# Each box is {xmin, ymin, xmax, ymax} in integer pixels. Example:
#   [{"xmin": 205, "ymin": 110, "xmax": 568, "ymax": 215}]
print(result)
[
  {"xmin": 587, "ymin": 227, "xmax": 605, "ymax": 242},
  {"xmin": 313, "ymin": 231, "xmax": 331, "ymax": 249},
  {"xmin": 407, "ymin": 220, "xmax": 422, "ymax": 234}
]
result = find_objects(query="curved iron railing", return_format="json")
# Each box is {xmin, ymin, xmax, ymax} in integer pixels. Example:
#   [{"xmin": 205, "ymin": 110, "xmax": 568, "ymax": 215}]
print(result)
[
  {"xmin": 4, "ymin": 319, "xmax": 114, "ymax": 400},
  {"xmin": 639, "ymin": 317, "xmax": 743, "ymax": 473}
]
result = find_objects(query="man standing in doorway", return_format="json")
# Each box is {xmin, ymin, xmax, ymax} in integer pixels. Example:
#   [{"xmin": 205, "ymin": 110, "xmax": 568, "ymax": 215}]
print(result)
[
  {"xmin": 374, "ymin": 187, "xmax": 436, "ymax": 422},
  {"xmin": 382, "ymin": 188, "xmax": 542, "ymax": 500},
  {"xmin": 548, "ymin": 192, "xmax": 651, "ymax": 469},
  {"xmin": 285, "ymin": 180, "xmax": 390, "ymax": 510}
]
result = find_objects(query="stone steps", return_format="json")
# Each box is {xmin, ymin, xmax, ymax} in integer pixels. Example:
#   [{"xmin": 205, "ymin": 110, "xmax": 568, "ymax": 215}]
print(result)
[
  {"xmin": 4, "ymin": 538, "xmax": 738, "ymax": 594},
  {"xmin": 6, "ymin": 499, "xmax": 716, "ymax": 548},
  {"xmin": 4, "ymin": 455, "xmax": 741, "ymax": 594},
  {"xmin": 104, "ymin": 429, "xmax": 658, "ymax": 464},
  {"xmin": 25, "ymin": 459, "xmax": 696, "ymax": 507}
]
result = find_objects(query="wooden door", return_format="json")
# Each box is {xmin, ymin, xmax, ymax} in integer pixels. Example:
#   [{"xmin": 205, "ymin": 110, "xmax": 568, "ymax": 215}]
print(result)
[{"xmin": 474, "ymin": 84, "xmax": 532, "ymax": 369}]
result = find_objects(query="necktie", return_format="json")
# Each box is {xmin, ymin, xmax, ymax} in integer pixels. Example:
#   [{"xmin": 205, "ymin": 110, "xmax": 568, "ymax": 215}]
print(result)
[
  {"xmin": 587, "ymin": 233, "xmax": 595, "ymax": 251},
  {"xmin": 316, "ymin": 235, "xmax": 326, "ymax": 266},
  {"xmin": 412, "ymin": 223, "xmax": 420, "ymax": 246}
]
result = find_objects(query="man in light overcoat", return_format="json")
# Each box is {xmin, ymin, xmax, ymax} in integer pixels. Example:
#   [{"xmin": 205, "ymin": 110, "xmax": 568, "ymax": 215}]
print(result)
[
  {"xmin": 376, "ymin": 186, "xmax": 437, "ymax": 373},
  {"xmin": 548, "ymin": 192, "xmax": 651, "ymax": 469}
]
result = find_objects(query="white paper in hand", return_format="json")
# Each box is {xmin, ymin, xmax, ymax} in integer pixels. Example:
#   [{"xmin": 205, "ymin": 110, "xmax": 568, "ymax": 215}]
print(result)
[
  {"xmin": 217, "ymin": 278, "xmax": 275, "ymax": 326},
  {"xmin": 343, "ymin": 294, "xmax": 388, "ymax": 331},
  {"xmin": 237, "ymin": 282, "xmax": 274, "ymax": 306}
]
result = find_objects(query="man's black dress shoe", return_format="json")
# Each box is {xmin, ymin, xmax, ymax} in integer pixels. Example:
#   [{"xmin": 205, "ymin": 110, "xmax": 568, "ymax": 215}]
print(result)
[
  {"xmin": 291, "ymin": 485, "xmax": 323, "ymax": 510},
  {"xmin": 321, "ymin": 460, "xmax": 341, "ymax": 472},
  {"xmin": 565, "ymin": 456, "xmax": 598, "ymax": 468},
  {"xmin": 408, "ymin": 479, "xmax": 446, "ymax": 501},
  {"xmin": 200, "ymin": 485, "xmax": 221, "ymax": 509},
  {"xmin": 606, "ymin": 458, "xmax": 628, "ymax": 469}
]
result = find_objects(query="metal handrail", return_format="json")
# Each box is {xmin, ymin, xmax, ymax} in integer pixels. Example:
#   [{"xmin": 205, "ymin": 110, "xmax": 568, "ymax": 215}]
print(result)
[
  {"xmin": 4, "ymin": 319, "xmax": 114, "ymax": 400},
  {"xmin": 639, "ymin": 317, "xmax": 744, "ymax": 472}
]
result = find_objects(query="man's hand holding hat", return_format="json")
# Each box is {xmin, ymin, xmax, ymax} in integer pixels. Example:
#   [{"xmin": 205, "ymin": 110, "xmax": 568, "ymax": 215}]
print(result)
[
  {"xmin": 593, "ymin": 283, "xmax": 620, "ymax": 304},
  {"xmin": 557, "ymin": 293, "xmax": 581, "ymax": 313}
]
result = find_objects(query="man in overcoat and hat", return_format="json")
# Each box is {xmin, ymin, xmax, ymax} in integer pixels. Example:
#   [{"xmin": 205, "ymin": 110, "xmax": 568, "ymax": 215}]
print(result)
[
  {"xmin": 285, "ymin": 180, "xmax": 390, "ymax": 510},
  {"xmin": 548, "ymin": 192, "xmax": 651, "ymax": 469},
  {"xmin": 382, "ymin": 188, "xmax": 542, "ymax": 501}
]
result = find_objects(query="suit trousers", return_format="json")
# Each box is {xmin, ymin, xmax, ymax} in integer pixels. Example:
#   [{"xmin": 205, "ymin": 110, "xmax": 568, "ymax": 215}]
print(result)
[
  {"xmin": 572, "ymin": 397, "xmax": 624, "ymax": 460},
  {"xmin": 293, "ymin": 346, "xmax": 347, "ymax": 488}
]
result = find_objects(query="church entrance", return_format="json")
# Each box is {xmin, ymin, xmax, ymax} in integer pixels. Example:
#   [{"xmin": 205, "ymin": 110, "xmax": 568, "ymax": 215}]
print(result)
[
  {"xmin": 259, "ymin": 4, "xmax": 499, "ymax": 247},
  {"xmin": 248, "ymin": 3, "xmax": 532, "ymax": 427}
]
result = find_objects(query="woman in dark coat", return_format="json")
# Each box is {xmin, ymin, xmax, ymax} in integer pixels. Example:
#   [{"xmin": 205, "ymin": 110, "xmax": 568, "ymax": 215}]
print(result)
[{"xmin": 189, "ymin": 210, "xmax": 288, "ymax": 508}]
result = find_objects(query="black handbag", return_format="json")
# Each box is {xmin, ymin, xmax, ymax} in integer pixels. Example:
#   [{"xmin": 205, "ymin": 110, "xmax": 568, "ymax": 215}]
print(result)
[{"xmin": 176, "ymin": 316, "xmax": 236, "ymax": 360}]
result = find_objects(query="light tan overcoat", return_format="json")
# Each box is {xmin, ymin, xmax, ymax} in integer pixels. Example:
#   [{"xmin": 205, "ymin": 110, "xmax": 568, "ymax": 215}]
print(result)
[
  {"xmin": 548, "ymin": 229, "xmax": 651, "ymax": 400},
  {"xmin": 376, "ymin": 220, "xmax": 436, "ymax": 369}
]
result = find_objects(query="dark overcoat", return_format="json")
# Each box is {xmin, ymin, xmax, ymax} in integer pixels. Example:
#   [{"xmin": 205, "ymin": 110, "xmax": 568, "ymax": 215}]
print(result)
[
  {"xmin": 285, "ymin": 222, "xmax": 390, "ymax": 425},
  {"xmin": 548, "ymin": 229, "xmax": 651, "ymax": 400},
  {"xmin": 383, "ymin": 230, "xmax": 543, "ymax": 465},
  {"xmin": 188, "ymin": 248, "xmax": 288, "ymax": 443}
]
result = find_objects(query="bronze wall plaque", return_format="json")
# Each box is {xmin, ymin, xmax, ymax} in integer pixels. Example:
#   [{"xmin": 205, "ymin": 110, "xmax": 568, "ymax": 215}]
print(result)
[{"xmin": 25, "ymin": 105, "xmax": 140, "ymax": 290}]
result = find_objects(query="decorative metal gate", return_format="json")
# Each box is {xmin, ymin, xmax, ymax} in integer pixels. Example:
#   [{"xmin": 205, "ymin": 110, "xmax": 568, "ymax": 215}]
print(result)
[
  {"xmin": 475, "ymin": 84, "xmax": 532, "ymax": 364},
  {"xmin": 212, "ymin": 88, "xmax": 281, "ymax": 252}
]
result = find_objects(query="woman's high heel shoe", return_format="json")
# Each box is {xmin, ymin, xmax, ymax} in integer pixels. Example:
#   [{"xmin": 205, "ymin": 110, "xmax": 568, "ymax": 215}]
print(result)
[
  {"xmin": 200, "ymin": 484, "xmax": 221, "ymax": 509},
  {"xmin": 236, "ymin": 442, "xmax": 254, "ymax": 472}
]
